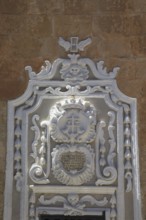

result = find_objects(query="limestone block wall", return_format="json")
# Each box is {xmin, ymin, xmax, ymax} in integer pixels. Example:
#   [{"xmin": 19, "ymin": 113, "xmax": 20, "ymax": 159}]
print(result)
[{"xmin": 0, "ymin": 0, "xmax": 146, "ymax": 219}]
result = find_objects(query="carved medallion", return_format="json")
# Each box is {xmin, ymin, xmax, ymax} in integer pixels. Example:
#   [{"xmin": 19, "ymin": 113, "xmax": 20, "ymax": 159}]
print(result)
[
  {"xmin": 50, "ymin": 98, "xmax": 96, "ymax": 143},
  {"xmin": 51, "ymin": 144, "xmax": 95, "ymax": 185}
]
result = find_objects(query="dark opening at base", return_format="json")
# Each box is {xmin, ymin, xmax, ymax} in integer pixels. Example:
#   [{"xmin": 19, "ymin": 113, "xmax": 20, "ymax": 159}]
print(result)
[{"xmin": 40, "ymin": 214, "xmax": 105, "ymax": 220}]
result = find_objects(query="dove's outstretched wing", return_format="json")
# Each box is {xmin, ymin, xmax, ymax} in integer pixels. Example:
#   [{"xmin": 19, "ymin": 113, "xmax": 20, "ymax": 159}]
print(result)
[
  {"xmin": 78, "ymin": 38, "xmax": 92, "ymax": 51},
  {"xmin": 58, "ymin": 37, "xmax": 71, "ymax": 51}
]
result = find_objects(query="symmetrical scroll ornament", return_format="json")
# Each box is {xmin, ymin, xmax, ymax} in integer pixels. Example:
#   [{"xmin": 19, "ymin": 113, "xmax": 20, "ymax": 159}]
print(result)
[
  {"xmin": 39, "ymin": 193, "xmax": 108, "ymax": 216},
  {"xmin": 26, "ymin": 37, "xmax": 119, "ymax": 81},
  {"xmin": 50, "ymin": 98, "xmax": 96, "ymax": 143},
  {"xmin": 34, "ymin": 85, "xmax": 113, "ymax": 97},
  {"xmin": 95, "ymin": 111, "xmax": 117, "ymax": 186},
  {"xmin": 51, "ymin": 144, "xmax": 95, "ymax": 185}
]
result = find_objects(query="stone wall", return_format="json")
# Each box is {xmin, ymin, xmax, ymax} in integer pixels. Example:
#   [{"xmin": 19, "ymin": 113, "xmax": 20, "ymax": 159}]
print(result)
[{"xmin": 0, "ymin": 0, "xmax": 146, "ymax": 219}]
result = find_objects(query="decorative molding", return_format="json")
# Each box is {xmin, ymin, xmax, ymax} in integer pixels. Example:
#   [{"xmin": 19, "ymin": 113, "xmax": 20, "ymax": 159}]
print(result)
[
  {"xmin": 14, "ymin": 116, "xmax": 23, "ymax": 192},
  {"xmin": 39, "ymin": 193, "xmax": 108, "ymax": 216},
  {"xmin": 107, "ymin": 111, "xmax": 116, "ymax": 167},
  {"xmin": 110, "ymin": 193, "xmax": 117, "ymax": 220},
  {"xmin": 26, "ymin": 58, "xmax": 119, "ymax": 81},
  {"xmin": 29, "ymin": 192, "xmax": 36, "ymax": 220},
  {"xmin": 123, "ymin": 104, "xmax": 133, "ymax": 192},
  {"xmin": 25, "ymin": 38, "xmax": 119, "ymax": 81},
  {"xmin": 34, "ymin": 85, "xmax": 113, "ymax": 96}
]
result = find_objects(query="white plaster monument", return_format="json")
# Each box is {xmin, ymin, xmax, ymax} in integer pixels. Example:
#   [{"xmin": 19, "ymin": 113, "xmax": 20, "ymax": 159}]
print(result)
[{"xmin": 4, "ymin": 37, "xmax": 142, "ymax": 220}]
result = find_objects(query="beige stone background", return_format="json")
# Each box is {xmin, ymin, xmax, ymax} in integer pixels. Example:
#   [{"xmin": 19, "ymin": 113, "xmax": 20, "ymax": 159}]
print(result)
[{"xmin": 0, "ymin": 0, "xmax": 146, "ymax": 219}]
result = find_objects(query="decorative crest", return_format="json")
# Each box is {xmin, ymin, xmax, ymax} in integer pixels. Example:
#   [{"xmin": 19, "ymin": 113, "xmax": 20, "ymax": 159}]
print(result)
[
  {"xmin": 48, "ymin": 98, "xmax": 96, "ymax": 143},
  {"xmin": 25, "ymin": 36, "xmax": 120, "ymax": 81}
]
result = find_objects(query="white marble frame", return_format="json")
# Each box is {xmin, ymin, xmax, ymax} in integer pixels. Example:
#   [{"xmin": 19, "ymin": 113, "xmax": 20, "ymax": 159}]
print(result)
[{"xmin": 4, "ymin": 76, "xmax": 142, "ymax": 219}]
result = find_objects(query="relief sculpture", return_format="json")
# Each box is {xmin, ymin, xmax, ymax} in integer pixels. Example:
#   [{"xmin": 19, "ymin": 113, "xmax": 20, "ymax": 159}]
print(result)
[{"xmin": 4, "ymin": 37, "xmax": 142, "ymax": 220}]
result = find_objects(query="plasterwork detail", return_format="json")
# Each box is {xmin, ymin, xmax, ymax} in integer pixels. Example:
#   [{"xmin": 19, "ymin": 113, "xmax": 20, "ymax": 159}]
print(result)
[
  {"xmin": 4, "ymin": 37, "xmax": 141, "ymax": 220},
  {"xmin": 14, "ymin": 117, "xmax": 23, "ymax": 192},
  {"xmin": 29, "ymin": 115, "xmax": 50, "ymax": 184},
  {"xmin": 34, "ymin": 85, "xmax": 113, "ymax": 97},
  {"xmin": 51, "ymin": 144, "xmax": 94, "ymax": 185},
  {"xmin": 29, "ymin": 192, "xmax": 36, "ymax": 220},
  {"xmin": 123, "ymin": 104, "xmax": 133, "ymax": 192},
  {"xmin": 49, "ymin": 98, "xmax": 96, "ymax": 143},
  {"xmin": 110, "ymin": 193, "xmax": 117, "ymax": 220},
  {"xmin": 95, "ymin": 111, "xmax": 117, "ymax": 186},
  {"xmin": 39, "ymin": 193, "xmax": 108, "ymax": 216}
]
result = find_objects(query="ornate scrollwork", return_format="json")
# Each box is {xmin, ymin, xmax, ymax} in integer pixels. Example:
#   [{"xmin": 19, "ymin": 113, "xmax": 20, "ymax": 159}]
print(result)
[
  {"xmin": 29, "ymin": 115, "xmax": 50, "ymax": 184},
  {"xmin": 26, "ymin": 37, "xmax": 119, "ymax": 81},
  {"xmin": 30, "ymin": 115, "xmax": 40, "ymax": 159},
  {"xmin": 50, "ymin": 98, "xmax": 96, "ymax": 143},
  {"xmin": 95, "ymin": 111, "xmax": 117, "ymax": 186},
  {"xmin": 51, "ymin": 144, "xmax": 95, "ymax": 185},
  {"xmin": 34, "ymin": 85, "xmax": 113, "ymax": 97},
  {"xmin": 39, "ymin": 193, "xmax": 108, "ymax": 216}
]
